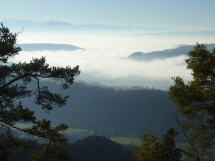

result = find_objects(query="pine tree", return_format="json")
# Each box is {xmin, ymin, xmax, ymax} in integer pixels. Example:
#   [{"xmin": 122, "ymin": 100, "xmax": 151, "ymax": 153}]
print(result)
[
  {"xmin": 0, "ymin": 23, "xmax": 80, "ymax": 160},
  {"xmin": 169, "ymin": 44, "xmax": 215, "ymax": 161},
  {"xmin": 136, "ymin": 128, "xmax": 182, "ymax": 161}
]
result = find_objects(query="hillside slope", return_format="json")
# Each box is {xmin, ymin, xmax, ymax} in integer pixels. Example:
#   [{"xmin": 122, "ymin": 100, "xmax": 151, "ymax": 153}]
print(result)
[
  {"xmin": 21, "ymin": 81, "xmax": 177, "ymax": 137},
  {"xmin": 129, "ymin": 44, "xmax": 215, "ymax": 61}
]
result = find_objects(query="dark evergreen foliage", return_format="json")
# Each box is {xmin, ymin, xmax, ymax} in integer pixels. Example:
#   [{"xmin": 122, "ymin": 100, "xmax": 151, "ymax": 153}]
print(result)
[
  {"xmin": 9, "ymin": 136, "xmax": 136, "ymax": 161},
  {"xmin": 136, "ymin": 128, "xmax": 182, "ymax": 161},
  {"xmin": 0, "ymin": 24, "xmax": 80, "ymax": 160},
  {"xmin": 169, "ymin": 44, "xmax": 215, "ymax": 161},
  {"xmin": 137, "ymin": 44, "xmax": 215, "ymax": 161},
  {"xmin": 67, "ymin": 135, "xmax": 135, "ymax": 161}
]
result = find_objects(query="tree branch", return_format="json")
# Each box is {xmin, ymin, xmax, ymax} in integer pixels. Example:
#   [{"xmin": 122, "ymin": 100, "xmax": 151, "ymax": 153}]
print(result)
[{"xmin": 0, "ymin": 73, "xmax": 46, "ymax": 90}]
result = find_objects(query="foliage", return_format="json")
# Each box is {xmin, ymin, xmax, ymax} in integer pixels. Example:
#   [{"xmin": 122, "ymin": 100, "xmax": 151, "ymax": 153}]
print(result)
[
  {"xmin": 30, "ymin": 143, "xmax": 70, "ymax": 161},
  {"xmin": 136, "ymin": 128, "xmax": 182, "ymax": 161},
  {"xmin": 169, "ymin": 44, "xmax": 215, "ymax": 161},
  {"xmin": 67, "ymin": 135, "xmax": 135, "ymax": 161},
  {"xmin": 5, "ymin": 135, "xmax": 136, "ymax": 161},
  {"xmin": 0, "ymin": 128, "xmax": 35, "ymax": 161},
  {"xmin": 0, "ymin": 23, "xmax": 80, "ymax": 160}
]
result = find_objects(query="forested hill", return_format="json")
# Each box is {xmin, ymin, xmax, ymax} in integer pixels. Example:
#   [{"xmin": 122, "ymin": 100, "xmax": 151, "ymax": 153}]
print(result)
[
  {"xmin": 129, "ymin": 44, "xmax": 215, "ymax": 61},
  {"xmin": 16, "ymin": 43, "xmax": 83, "ymax": 51},
  {"xmin": 67, "ymin": 136, "xmax": 136, "ymax": 161},
  {"xmin": 11, "ymin": 135, "xmax": 136, "ymax": 161},
  {"xmin": 22, "ymin": 81, "xmax": 178, "ymax": 138}
]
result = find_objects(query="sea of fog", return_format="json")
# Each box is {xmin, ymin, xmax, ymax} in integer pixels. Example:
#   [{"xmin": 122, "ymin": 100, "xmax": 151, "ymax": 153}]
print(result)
[{"xmin": 11, "ymin": 31, "xmax": 215, "ymax": 90}]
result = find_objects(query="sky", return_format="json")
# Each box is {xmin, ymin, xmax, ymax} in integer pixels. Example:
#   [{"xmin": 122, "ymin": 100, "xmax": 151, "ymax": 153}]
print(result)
[{"xmin": 0, "ymin": 0, "xmax": 215, "ymax": 30}]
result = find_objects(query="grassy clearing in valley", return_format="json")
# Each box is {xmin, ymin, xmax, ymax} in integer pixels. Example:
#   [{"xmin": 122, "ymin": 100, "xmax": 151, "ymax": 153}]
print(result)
[{"xmin": 111, "ymin": 137, "xmax": 141, "ymax": 146}]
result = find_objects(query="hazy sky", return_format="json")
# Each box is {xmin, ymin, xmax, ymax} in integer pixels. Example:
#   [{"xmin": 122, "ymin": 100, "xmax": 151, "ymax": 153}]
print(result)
[
  {"xmin": 2, "ymin": 0, "xmax": 215, "ymax": 89},
  {"xmin": 0, "ymin": 0, "xmax": 215, "ymax": 30}
]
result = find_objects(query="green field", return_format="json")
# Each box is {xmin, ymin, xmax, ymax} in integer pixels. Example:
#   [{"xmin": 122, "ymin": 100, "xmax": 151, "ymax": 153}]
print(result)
[
  {"xmin": 65, "ymin": 128, "xmax": 91, "ymax": 135},
  {"xmin": 111, "ymin": 137, "xmax": 141, "ymax": 146},
  {"xmin": 16, "ymin": 123, "xmax": 32, "ymax": 129}
]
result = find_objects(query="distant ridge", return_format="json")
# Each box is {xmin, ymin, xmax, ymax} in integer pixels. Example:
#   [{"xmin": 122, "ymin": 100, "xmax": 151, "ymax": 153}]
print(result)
[
  {"xmin": 129, "ymin": 44, "xmax": 215, "ymax": 61},
  {"xmin": 3, "ymin": 19, "xmax": 163, "ymax": 32},
  {"xmin": 16, "ymin": 43, "xmax": 84, "ymax": 51}
]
